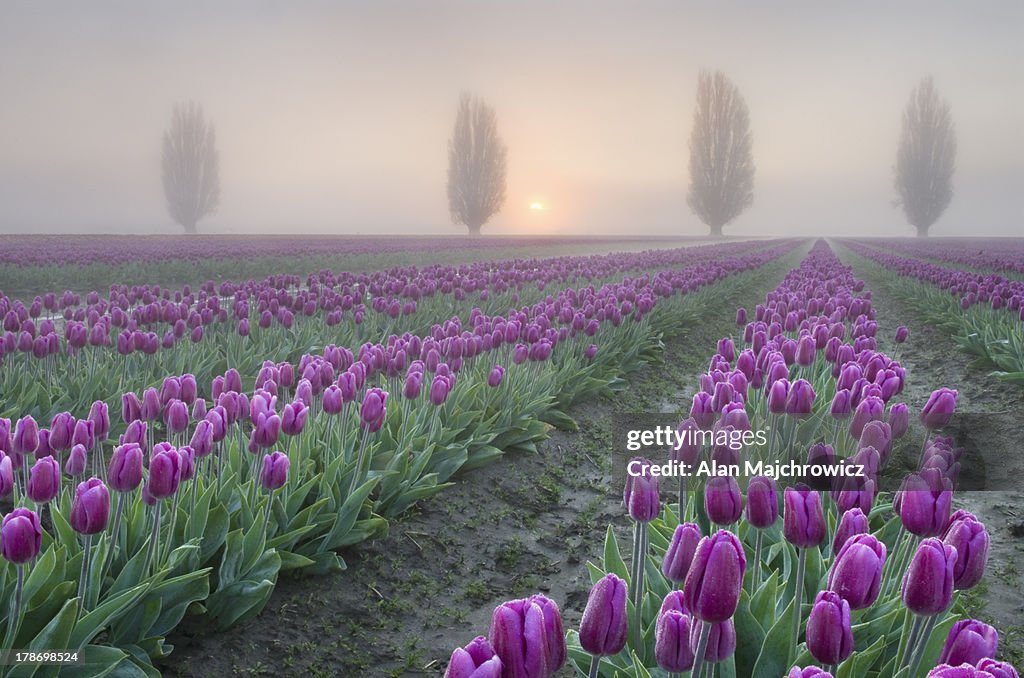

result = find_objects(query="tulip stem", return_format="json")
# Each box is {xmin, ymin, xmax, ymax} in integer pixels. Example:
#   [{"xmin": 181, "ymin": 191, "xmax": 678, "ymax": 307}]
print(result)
[
  {"xmin": 348, "ymin": 426, "xmax": 372, "ymax": 495},
  {"xmin": 587, "ymin": 655, "xmax": 600, "ymax": 678},
  {"xmin": 77, "ymin": 533, "xmax": 93, "ymax": 617},
  {"xmin": 678, "ymin": 474, "xmax": 687, "ymax": 523},
  {"xmin": 916, "ymin": 431, "xmax": 932, "ymax": 469},
  {"xmin": 262, "ymin": 494, "xmax": 274, "ymax": 535},
  {"xmin": 3, "ymin": 564, "xmax": 25, "ymax": 650},
  {"xmin": 907, "ymin": 614, "xmax": 938, "ymax": 676},
  {"xmin": 789, "ymin": 547, "xmax": 807, "ymax": 664},
  {"xmin": 691, "ymin": 620, "xmax": 712, "ymax": 678},
  {"xmin": 752, "ymin": 529, "xmax": 763, "ymax": 591},
  {"xmin": 629, "ymin": 523, "xmax": 640, "ymax": 601},
  {"xmin": 143, "ymin": 501, "xmax": 162, "ymax": 576},
  {"xmin": 161, "ymin": 491, "xmax": 181, "ymax": 568},
  {"xmin": 633, "ymin": 522, "xmax": 648, "ymax": 659},
  {"xmin": 900, "ymin": 613, "xmax": 925, "ymax": 670},
  {"xmin": 884, "ymin": 526, "xmax": 906, "ymax": 599},
  {"xmin": 98, "ymin": 492, "xmax": 126, "ymax": 588}
]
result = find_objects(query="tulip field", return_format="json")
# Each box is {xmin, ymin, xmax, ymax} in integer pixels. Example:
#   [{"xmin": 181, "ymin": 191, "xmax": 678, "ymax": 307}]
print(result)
[{"xmin": 1, "ymin": 236, "xmax": 1023, "ymax": 678}]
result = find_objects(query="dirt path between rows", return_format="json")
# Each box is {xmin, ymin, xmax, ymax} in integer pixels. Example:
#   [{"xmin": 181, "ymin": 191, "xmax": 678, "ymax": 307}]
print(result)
[
  {"xmin": 157, "ymin": 255, "xmax": 797, "ymax": 678},
  {"xmin": 837, "ymin": 242, "xmax": 1024, "ymax": 666}
]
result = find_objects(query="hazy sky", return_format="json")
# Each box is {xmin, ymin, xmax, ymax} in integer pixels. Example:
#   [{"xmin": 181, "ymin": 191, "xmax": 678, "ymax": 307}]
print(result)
[{"xmin": 1, "ymin": 1, "xmax": 1021, "ymax": 237}]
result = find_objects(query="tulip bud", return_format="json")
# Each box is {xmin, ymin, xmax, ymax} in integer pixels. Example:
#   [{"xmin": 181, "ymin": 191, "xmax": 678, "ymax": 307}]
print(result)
[
  {"xmin": 0, "ymin": 453, "xmax": 13, "ymax": 497},
  {"xmin": 672, "ymin": 418, "xmax": 703, "ymax": 465},
  {"xmin": 831, "ymin": 508, "xmax": 869, "ymax": 557},
  {"xmin": 926, "ymin": 665, "xmax": 998, "ymax": 678},
  {"xmin": 895, "ymin": 325, "xmax": 909, "ymax": 343},
  {"xmin": 65, "ymin": 443, "xmax": 88, "ymax": 476},
  {"xmin": 902, "ymin": 538, "xmax": 957, "ymax": 615},
  {"xmin": 141, "ymin": 387, "xmax": 161, "ymax": 421},
  {"xmin": 122, "ymin": 393, "xmax": 142, "ymax": 424},
  {"xmin": 88, "ymin": 400, "xmax": 110, "ymax": 441},
  {"xmin": 489, "ymin": 596, "xmax": 562, "ymax": 678},
  {"xmin": 13, "ymin": 416, "xmax": 39, "ymax": 457},
  {"xmin": 745, "ymin": 475, "xmax": 779, "ymax": 528},
  {"xmin": 27, "ymin": 456, "xmax": 60, "ymax": 503},
  {"xmin": 938, "ymin": 620, "xmax": 999, "ymax": 667},
  {"xmin": 281, "ymin": 401, "xmax": 309, "ymax": 436},
  {"xmin": 788, "ymin": 668, "xmax": 834, "ymax": 678},
  {"xmin": 784, "ymin": 485, "xmax": 826, "ymax": 549},
  {"xmin": 260, "ymin": 451, "xmax": 290, "ymax": 491},
  {"xmin": 828, "ymin": 532, "xmax": 885, "ymax": 609},
  {"xmin": 444, "ymin": 636, "xmax": 503, "ymax": 678},
  {"xmin": 655, "ymin": 609, "xmax": 695, "ymax": 673},
  {"xmin": 976, "ymin": 659, "xmax": 1020, "ymax": 678},
  {"xmin": 830, "ymin": 389, "xmax": 852, "ymax": 419},
  {"xmin": 49, "ymin": 411, "xmax": 75, "ymax": 450},
  {"xmin": 683, "ymin": 529, "xmax": 746, "ymax": 622},
  {"xmin": 662, "ymin": 522, "xmax": 702, "ymax": 583},
  {"xmin": 889, "ymin": 402, "xmax": 910, "ymax": 438},
  {"xmin": 704, "ymin": 476, "xmax": 743, "ymax": 526},
  {"xmin": 899, "ymin": 469, "xmax": 953, "ymax": 538},
  {"xmin": 360, "ymin": 388, "xmax": 388, "ymax": 432},
  {"xmin": 849, "ymin": 395, "xmax": 884, "ymax": 439},
  {"xmin": 148, "ymin": 447, "xmax": 182, "ymax": 499},
  {"xmin": 579, "ymin": 573, "xmax": 628, "ymax": 656},
  {"xmin": 189, "ymin": 419, "xmax": 214, "ymax": 458},
  {"xmin": 108, "ymin": 443, "xmax": 144, "ymax": 492},
  {"xmin": 806, "ymin": 590, "xmax": 853, "ymax": 665},
  {"xmin": 487, "ymin": 365, "xmax": 505, "ymax": 388},
  {"xmin": 1, "ymin": 508, "xmax": 42, "ymax": 563},
  {"xmin": 942, "ymin": 514, "xmax": 989, "ymax": 590},
  {"xmin": 70, "ymin": 477, "xmax": 110, "ymax": 534},
  {"xmin": 690, "ymin": 617, "xmax": 736, "ymax": 663},
  {"xmin": 921, "ymin": 388, "xmax": 958, "ymax": 430}
]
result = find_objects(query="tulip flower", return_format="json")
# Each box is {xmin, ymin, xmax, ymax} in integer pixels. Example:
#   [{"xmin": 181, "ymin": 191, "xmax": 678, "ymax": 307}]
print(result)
[
  {"xmin": 260, "ymin": 451, "xmax": 290, "ymax": 491},
  {"xmin": 65, "ymin": 443, "xmax": 88, "ymax": 477},
  {"xmin": 927, "ymin": 665, "xmax": 999, "ymax": 678},
  {"xmin": 27, "ymin": 456, "xmax": 60, "ymax": 504},
  {"xmin": 578, "ymin": 573, "xmax": 628, "ymax": 665},
  {"xmin": 189, "ymin": 419, "xmax": 214, "ymax": 458},
  {"xmin": 901, "ymin": 538, "xmax": 959, "ymax": 673},
  {"xmin": 88, "ymin": 400, "xmax": 110, "ymax": 441},
  {"xmin": 899, "ymin": 469, "xmax": 953, "ymax": 538},
  {"xmin": 281, "ymin": 400, "xmax": 309, "ymax": 436},
  {"xmin": 921, "ymin": 388, "xmax": 958, "ymax": 430},
  {"xmin": 828, "ymin": 533, "xmax": 885, "ymax": 610},
  {"xmin": 786, "ymin": 379, "xmax": 815, "ymax": 417},
  {"xmin": 655, "ymin": 609, "xmax": 695, "ymax": 673},
  {"xmin": 889, "ymin": 402, "xmax": 910, "ymax": 438},
  {"xmin": 942, "ymin": 514, "xmax": 989, "ymax": 590},
  {"xmin": 662, "ymin": 522, "xmax": 701, "ymax": 584},
  {"xmin": 489, "ymin": 596, "xmax": 561, "ymax": 678},
  {"xmin": 13, "ymin": 415, "xmax": 39, "ymax": 457},
  {"xmin": 361, "ymin": 388, "xmax": 388, "ymax": 431},
  {"xmin": 0, "ymin": 452, "xmax": 13, "ymax": 497},
  {"xmin": 1, "ymin": 507, "xmax": 42, "ymax": 564},
  {"xmin": 50, "ymin": 411, "xmax": 75, "ymax": 450},
  {"xmin": 805, "ymin": 591, "xmax": 853, "ymax": 668},
  {"xmin": 831, "ymin": 508, "xmax": 869, "ymax": 556},
  {"xmin": 976, "ymin": 659, "xmax": 1020, "ymax": 678},
  {"xmin": 164, "ymin": 399, "xmax": 189, "ymax": 435},
  {"xmin": 704, "ymin": 476, "xmax": 742, "ymax": 526},
  {"xmin": 444, "ymin": 636, "xmax": 502, "ymax": 678},
  {"xmin": 788, "ymin": 668, "xmax": 834, "ymax": 678},
  {"xmin": 783, "ymin": 485, "xmax": 825, "ymax": 662},
  {"xmin": 487, "ymin": 365, "xmax": 505, "ymax": 388},
  {"xmin": 681, "ymin": 528, "xmax": 747, "ymax": 676},
  {"xmin": 895, "ymin": 325, "xmax": 909, "ymax": 343},
  {"xmin": 70, "ymin": 477, "xmax": 110, "ymax": 535},
  {"xmin": 690, "ymin": 617, "xmax": 736, "ymax": 663},
  {"xmin": 938, "ymin": 620, "xmax": 998, "ymax": 668}
]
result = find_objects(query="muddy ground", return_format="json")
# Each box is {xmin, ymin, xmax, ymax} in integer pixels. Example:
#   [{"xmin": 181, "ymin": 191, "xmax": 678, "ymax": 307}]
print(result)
[{"xmin": 159, "ymin": 245, "xmax": 1024, "ymax": 676}]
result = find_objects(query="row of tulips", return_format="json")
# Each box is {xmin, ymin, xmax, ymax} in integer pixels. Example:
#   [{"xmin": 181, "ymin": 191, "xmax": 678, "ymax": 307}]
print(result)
[
  {"xmin": 839, "ymin": 240, "xmax": 1024, "ymax": 384},
  {"xmin": 0, "ymin": 243, "xmax": 800, "ymax": 676},
  {"xmin": 0, "ymin": 239, "xmax": 786, "ymax": 416},
  {"xmin": 852, "ymin": 238, "xmax": 1024, "ymax": 279},
  {"xmin": 442, "ymin": 240, "xmax": 1015, "ymax": 678}
]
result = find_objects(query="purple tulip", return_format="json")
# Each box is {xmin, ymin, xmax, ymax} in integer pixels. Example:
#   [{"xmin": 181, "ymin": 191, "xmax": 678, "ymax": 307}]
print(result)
[
  {"xmin": 49, "ymin": 411, "xmax": 75, "ymax": 450},
  {"xmin": 942, "ymin": 514, "xmax": 989, "ymax": 590},
  {"xmin": 578, "ymin": 573, "xmax": 628, "ymax": 657},
  {"xmin": 704, "ymin": 476, "xmax": 743, "ymax": 526},
  {"xmin": 683, "ymin": 529, "xmax": 746, "ymax": 623},
  {"xmin": 656, "ymin": 609, "xmax": 695, "ymax": 672},
  {"xmin": 163, "ymin": 399, "xmax": 189, "ymax": 435},
  {"xmin": 690, "ymin": 391, "xmax": 715, "ymax": 429},
  {"xmin": 628, "ymin": 471, "xmax": 660, "ymax": 523},
  {"xmin": 788, "ymin": 668, "xmax": 834, "ymax": 678},
  {"xmin": 122, "ymin": 393, "xmax": 142, "ymax": 423},
  {"xmin": 830, "ymin": 389, "xmax": 852, "ymax": 419},
  {"xmin": 828, "ymin": 532, "xmax": 886, "ymax": 609},
  {"xmin": 672, "ymin": 418, "xmax": 703, "ymax": 465},
  {"xmin": 1, "ymin": 508, "xmax": 42, "ymax": 563},
  {"xmin": 849, "ymin": 395, "xmax": 884, "ymax": 439},
  {"xmin": 895, "ymin": 325, "xmax": 909, "ymax": 343},
  {"xmin": 141, "ymin": 387, "xmax": 161, "ymax": 421},
  {"xmin": 147, "ymin": 447, "xmax": 181, "ymax": 499},
  {"xmin": 745, "ymin": 475, "xmax": 779, "ymax": 528},
  {"xmin": 831, "ymin": 507, "xmax": 869, "ymax": 556},
  {"xmin": 27, "ymin": 456, "xmax": 60, "ymax": 503},
  {"xmin": 488, "ymin": 365, "xmax": 505, "ymax": 388},
  {"xmin": 902, "ymin": 538, "xmax": 957, "ymax": 615},
  {"xmin": 0, "ymin": 452, "xmax": 13, "ymax": 497},
  {"xmin": 927, "ymin": 665, "xmax": 1000, "ymax": 678},
  {"xmin": 976, "ymin": 659, "xmax": 1020, "ymax": 678},
  {"xmin": 921, "ymin": 388, "xmax": 958, "ymax": 430},
  {"xmin": 360, "ymin": 388, "xmax": 388, "ymax": 432},
  {"xmin": 805, "ymin": 591, "xmax": 853, "ymax": 665},
  {"xmin": 281, "ymin": 401, "xmax": 309, "ymax": 436},
  {"xmin": 444, "ymin": 636, "xmax": 503, "ymax": 678},
  {"xmin": 322, "ymin": 385, "xmax": 344, "ymax": 414},
  {"xmin": 65, "ymin": 443, "xmax": 88, "ymax": 476},
  {"xmin": 938, "ymin": 620, "xmax": 999, "ymax": 667},
  {"xmin": 69, "ymin": 477, "xmax": 110, "ymax": 534},
  {"xmin": 783, "ymin": 486, "xmax": 826, "ymax": 549},
  {"xmin": 88, "ymin": 400, "xmax": 110, "ymax": 441},
  {"xmin": 13, "ymin": 416, "xmax": 39, "ymax": 457},
  {"xmin": 690, "ymin": 617, "xmax": 736, "ymax": 663},
  {"xmin": 260, "ymin": 451, "xmax": 290, "ymax": 491},
  {"xmin": 889, "ymin": 402, "xmax": 910, "ymax": 438},
  {"xmin": 189, "ymin": 419, "xmax": 214, "ymax": 458},
  {"xmin": 108, "ymin": 443, "xmax": 144, "ymax": 492},
  {"xmin": 899, "ymin": 469, "xmax": 953, "ymax": 538},
  {"xmin": 767, "ymin": 378, "xmax": 789, "ymax": 415},
  {"xmin": 489, "ymin": 596, "xmax": 562, "ymax": 678},
  {"xmin": 662, "ymin": 522, "xmax": 702, "ymax": 583}
]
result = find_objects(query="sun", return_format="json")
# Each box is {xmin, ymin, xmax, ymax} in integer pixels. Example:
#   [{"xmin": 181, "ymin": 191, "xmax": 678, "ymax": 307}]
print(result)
[{"xmin": 529, "ymin": 202, "xmax": 545, "ymax": 211}]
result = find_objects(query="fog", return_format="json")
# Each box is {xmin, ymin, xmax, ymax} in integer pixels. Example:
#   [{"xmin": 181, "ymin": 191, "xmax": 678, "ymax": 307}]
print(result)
[{"xmin": 1, "ymin": 1, "xmax": 1021, "ymax": 237}]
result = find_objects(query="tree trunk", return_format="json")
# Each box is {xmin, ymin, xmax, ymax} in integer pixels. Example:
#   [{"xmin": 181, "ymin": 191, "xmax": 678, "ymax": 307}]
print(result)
[
  {"xmin": 708, "ymin": 223, "xmax": 724, "ymax": 237},
  {"xmin": 915, "ymin": 224, "xmax": 930, "ymax": 237},
  {"xmin": 467, "ymin": 223, "xmax": 483, "ymax": 236}
]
